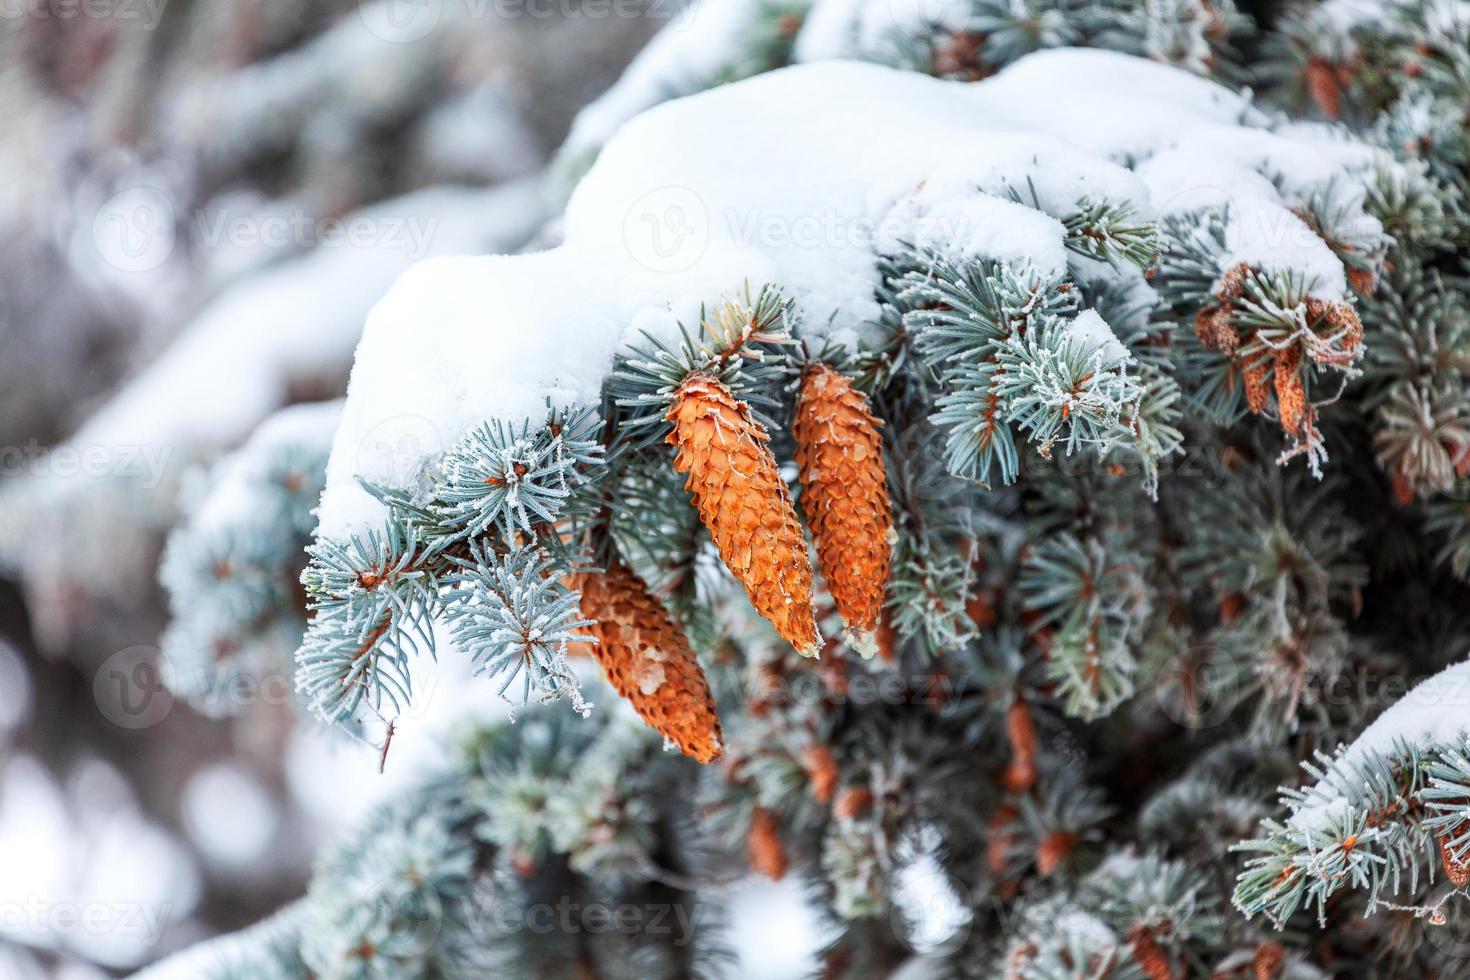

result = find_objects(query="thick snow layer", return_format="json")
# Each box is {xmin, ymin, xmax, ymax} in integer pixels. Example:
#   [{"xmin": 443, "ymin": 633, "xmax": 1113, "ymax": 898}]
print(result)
[
  {"xmin": 1290, "ymin": 660, "xmax": 1470, "ymax": 829},
  {"xmin": 320, "ymin": 53, "xmax": 1377, "ymax": 538}
]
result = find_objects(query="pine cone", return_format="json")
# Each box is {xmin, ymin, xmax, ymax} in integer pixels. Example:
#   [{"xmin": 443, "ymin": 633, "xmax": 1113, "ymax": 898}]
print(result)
[
  {"xmin": 1304, "ymin": 56, "xmax": 1344, "ymax": 119},
  {"xmin": 1243, "ymin": 351, "xmax": 1272, "ymax": 415},
  {"xmin": 1274, "ymin": 345, "xmax": 1306, "ymax": 437},
  {"xmin": 1036, "ymin": 830, "xmax": 1078, "ymax": 876},
  {"xmin": 801, "ymin": 743, "xmax": 839, "ymax": 804},
  {"xmin": 748, "ymin": 806, "xmax": 790, "ymax": 880},
  {"xmin": 1440, "ymin": 831, "xmax": 1470, "ymax": 887},
  {"xmin": 1001, "ymin": 698, "xmax": 1038, "ymax": 792},
  {"xmin": 1251, "ymin": 940, "xmax": 1285, "ymax": 980},
  {"xmin": 793, "ymin": 363, "xmax": 893, "ymax": 652},
  {"xmin": 1127, "ymin": 926, "xmax": 1175, "ymax": 980},
  {"xmin": 833, "ymin": 786, "xmax": 873, "ymax": 821},
  {"xmin": 667, "ymin": 376, "xmax": 820, "ymax": 656},
  {"xmin": 571, "ymin": 560, "xmax": 723, "ymax": 763}
]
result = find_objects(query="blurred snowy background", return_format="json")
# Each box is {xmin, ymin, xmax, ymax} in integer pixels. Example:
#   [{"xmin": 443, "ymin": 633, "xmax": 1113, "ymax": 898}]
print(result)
[{"xmin": 0, "ymin": 2, "xmax": 673, "ymax": 975}]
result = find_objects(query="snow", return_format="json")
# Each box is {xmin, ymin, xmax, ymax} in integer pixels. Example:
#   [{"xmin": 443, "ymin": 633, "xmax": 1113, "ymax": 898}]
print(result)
[
  {"xmin": 1290, "ymin": 660, "xmax": 1470, "ymax": 829},
  {"xmin": 1071, "ymin": 309, "xmax": 1133, "ymax": 364},
  {"xmin": 187, "ymin": 400, "xmax": 342, "ymax": 533},
  {"xmin": 556, "ymin": 0, "xmax": 777, "ymax": 168},
  {"xmin": 71, "ymin": 181, "xmax": 545, "ymax": 458},
  {"xmin": 0, "ymin": 755, "xmax": 200, "ymax": 969},
  {"xmin": 319, "ymin": 52, "xmax": 1377, "ymax": 538}
]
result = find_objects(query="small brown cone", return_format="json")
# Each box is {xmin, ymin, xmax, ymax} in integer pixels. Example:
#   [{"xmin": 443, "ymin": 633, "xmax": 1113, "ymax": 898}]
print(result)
[
  {"xmin": 1274, "ymin": 346, "xmax": 1307, "ymax": 437},
  {"xmin": 793, "ymin": 363, "xmax": 893, "ymax": 654},
  {"xmin": 1127, "ymin": 925, "xmax": 1175, "ymax": 980},
  {"xmin": 1252, "ymin": 940, "xmax": 1285, "ymax": 980},
  {"xmin": 801, "ymin": 743, "xmax": 839, "ymax": 804},
  {"xmin": 1347, "ymin": 265, "xmax": 1376, "ymax": 296},
  {"xmin": 1219, "ymin": 592, "xmax": 1245, "ymax": 625},
  {"xmin": 667, "ymin": 376, "xmax": 820, "ymax": 656},
  {"xmin": 1304, "ymin": 56, "xmax": 1343, "ymax": 119},
  {"xmin": 1036, "ymin": 830, "xmax": 1078, "ymax": 877},
  {"xmin": 748, "ymin": 806, "xmax": 789, "ymax": 880},
  {"xmin": 1243, "ymin": 351, "xmax": 1272, "ymax": 415},
  {"xmin": 1440, "ymin": 831, "xmax": 1470, "ymax": 887},
  {"xmin": 1001, "ymin": 698, "xmax": 1038, "ymax": 792},
  {"xmin": 833, "ymin": 786, "xmax": 873, "ymax": 822},
  {"xmin": 572, "ymin": 561, "xmax": 723, "ymax": 764}
]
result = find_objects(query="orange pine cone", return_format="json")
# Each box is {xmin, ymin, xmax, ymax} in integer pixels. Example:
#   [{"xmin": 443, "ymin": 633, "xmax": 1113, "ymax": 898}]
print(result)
[
  {"xmin": 1243, "ymin": 351, "xmax": 1272, "ymax": 415},
  {"xmin": 1036, "ymin": 829, "xmax": 1078, "ymax": 877},
  {"xmin": 1219, "ymin": 592, "xmax": 1245, "ymax": 625},
  {"xmin": 1274, "ymin": 346, "xmax": 1306, "ymax": 437},
  {"xmin": 1252, "ymin": 940, "xmax": 1285, "ymax": 980},
  {"xmin": 833, "ymin": 786, "xmax": 873, "ymax": 821},
  {"xmin": 801, "ymin": 743, "xmax": 839, "ymax": 804},
  {"xmin": 1439, "ymin": 831, "xmax": 1470, "ymax": 887},
  {"xmin": 1001, "ymin": 698, "xmax": 1038, "ymax": 792},
  {"xmin": 793, "ymin": 363, "xmax": 893, "ymax": 653},
  {"xmin": 667, "ymin": 376, "xmax": 820, "ymax": 656},
  {"xmin": 1304, "ymin": 56, "xmax": 1343, "ymax": 119},
  {"xmin": 1127, "ymin": 925, "xmax": 1175, "ymax": 980},
  {"xmin": 572, "ymin": 560, "xmax": 723, "ymax": 764},
  {"xmin": 748, "ymin": 806, "xmax": 790, "ymax": 880}
]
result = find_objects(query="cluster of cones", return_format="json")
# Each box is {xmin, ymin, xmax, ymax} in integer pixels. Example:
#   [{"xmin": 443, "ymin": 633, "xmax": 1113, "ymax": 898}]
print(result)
[
  {"xmin": 1195, "ymin": 263, "xmax": 1364, "ymax": 444},
  {"xmin": 574, "ymin": 362, "xmax": 894, "ymax": 764}
]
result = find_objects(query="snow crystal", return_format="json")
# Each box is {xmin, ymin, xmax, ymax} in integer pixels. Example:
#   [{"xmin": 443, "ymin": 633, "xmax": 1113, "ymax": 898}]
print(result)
[{"xmin": 319, "ymin": 52, "xmax": 1375, "ymax": 537}]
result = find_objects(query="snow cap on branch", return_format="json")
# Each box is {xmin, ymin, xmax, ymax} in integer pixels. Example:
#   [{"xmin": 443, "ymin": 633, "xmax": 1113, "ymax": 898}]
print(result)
[{"xmin": 320, "ymin": 51, "xmax": 1376, "ymax": 539}]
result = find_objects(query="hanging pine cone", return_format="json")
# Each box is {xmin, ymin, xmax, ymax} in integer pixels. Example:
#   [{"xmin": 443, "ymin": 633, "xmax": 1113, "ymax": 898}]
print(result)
[
  {"xmin": 571, "ymin": 560, "xmax": 723, "ymax": 763},
  {"xmin": 1036, "ymin": 829, "xmax": 1078, "ymax": 876},
  {"xmin": 1251, "ymin": 940, "xmax": 1285, "ymax": 980},
  {"xmin": 792, "ymin": 362, "xmax": 893, "ymax": 654},
  {"xmin": 1304, "ymin": 55, "xmax": 1345, "ymax": 119},
  {"xmin": 667, "ymin": 375, "xmax": 820, "ymax": 656},
  {"xmin": 1274, "ymin": 346, "xmax": 1307, "ymax": 437},
  {"xmin": 801, "ymin": 742, "xmax": 839, "ymax": 804},
  {"xmin": 1439, "ymin": 831, "xmax": 1470, "ymax": 887},
  {"xmin": 833, "ymin": 786, "xmax": 873, "ymax": 822},
  {"xmin": 748, "ymin": 806, "xmax": 790, "ymax": 880},
  {"xmin": 1127, "ymin": 925, "xmax": 1175, "ymax": 980},
  {"xmin": 1001, "ymin": 697, "xmax": 1038, "ymax": 792},
  {"xmin": 1243, "ymin": 350, "xmax": 1272, "ymax": 415}
]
